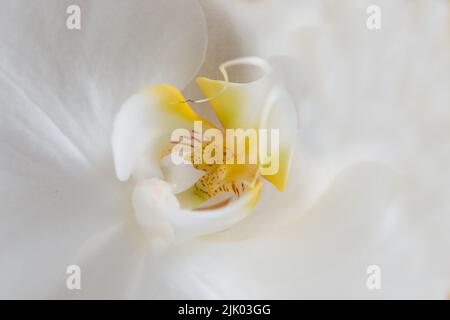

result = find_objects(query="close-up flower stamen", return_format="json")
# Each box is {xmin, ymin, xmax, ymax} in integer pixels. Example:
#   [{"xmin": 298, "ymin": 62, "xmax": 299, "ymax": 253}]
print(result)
[{"xmin": 112, "ymin": 56, "xmax": 296, "ymax": 243}]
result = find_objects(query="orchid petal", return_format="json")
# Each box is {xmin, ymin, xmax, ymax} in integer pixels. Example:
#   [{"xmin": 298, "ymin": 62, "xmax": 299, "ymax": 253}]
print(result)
[
  {"xmin": 171, "ymin": 178, "xmax": 261, "ymax": 242},
  {"xmin": 130, "ymin": 162, "xmax": 402, "ymax": 299},
  {"xmin": 0, "ymin": 0, "xmax": 207, "ymax": 298},
  {"xmin": 54, "ymin": 221, "xmax": 147, "ymax": 299},
  {"xmin": 132, "ymin": 179, "xmax": 178, "ymax": 250}
]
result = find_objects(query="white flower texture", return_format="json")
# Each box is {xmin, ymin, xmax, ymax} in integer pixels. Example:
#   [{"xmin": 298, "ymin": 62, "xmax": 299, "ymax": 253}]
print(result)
[{"xmin": 0, "ymin": 0, "xmax": 449, "ymax": 299}]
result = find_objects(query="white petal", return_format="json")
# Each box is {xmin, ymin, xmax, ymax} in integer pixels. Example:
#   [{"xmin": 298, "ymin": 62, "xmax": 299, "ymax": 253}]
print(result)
[
  {"xmin": 168, "ymin": 188, "xmax": 260, "ymax": 243},
  {"xmin": 132, "ymin": 178, "xmax": 262, "ymax": 245},
  {"xmin": 132, "ymin": 178, "xmax": 178, "ymax": 251},
  {"xmin": 0, "ymin": 168, "xmax": 130, "ymax": 298},
  {"xmin": 0, "ymin": 0, "xmax": 207, "ymax": 298},
  {"xmin": 196, "ymin": 0, "xmax": 450, "ymax": 299},
  {"xmin": 53, "ymin": 221, "xmax": 147, "ymax": 299},
  {"xmin": 128, "ymin": 163, "xmax": 399, "ymax": 298},
  {"xmin": 0, "ymin": 0, "xmax": 207, "ymax": 168}
]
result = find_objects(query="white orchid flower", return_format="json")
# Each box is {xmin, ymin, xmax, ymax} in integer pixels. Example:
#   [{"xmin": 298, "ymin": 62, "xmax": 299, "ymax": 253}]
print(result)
[{"xmin": 1, "ymin": 0, "xmax": 449, "ymax": 300}]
